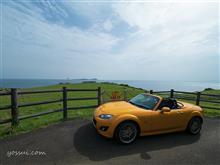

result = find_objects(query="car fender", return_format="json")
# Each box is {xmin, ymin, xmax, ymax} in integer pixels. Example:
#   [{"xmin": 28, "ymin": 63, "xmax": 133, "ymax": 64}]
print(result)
[
  {"xmin": 110, "ymin": 114, "xmax": 141, "ymax": 135},
  {"xmin": 188, "ymin": 111, "xmax": 203, "ymax": 123}
]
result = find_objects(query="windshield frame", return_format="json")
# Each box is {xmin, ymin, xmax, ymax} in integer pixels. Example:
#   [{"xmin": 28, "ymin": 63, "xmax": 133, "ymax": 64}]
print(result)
[{"xmin": 129, "ymin": 93, "xmax": 161, "ymax": 110}]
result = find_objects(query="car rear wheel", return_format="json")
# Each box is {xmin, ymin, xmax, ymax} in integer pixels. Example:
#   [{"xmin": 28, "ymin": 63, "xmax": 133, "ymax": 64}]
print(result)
[
  {"xmin": 187, "ymin": 117, "xmax": 202, "ymax": 135},
  {"xmin": 114, "ymin": 121, "xmax": 138, "ymax": 144}
]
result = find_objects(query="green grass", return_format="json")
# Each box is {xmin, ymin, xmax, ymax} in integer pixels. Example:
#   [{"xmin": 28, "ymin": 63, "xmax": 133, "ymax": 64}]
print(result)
[
  {"xmin": 190, "ymin": 89, "xmax": 220, "ymax": 117},
  {"xmin": 0, "ymin": 82, "xmax": 219, "ymax": 139},
  {"xmin": 0, "ymin": 82, "xmax": 144, "ymax": 139}
]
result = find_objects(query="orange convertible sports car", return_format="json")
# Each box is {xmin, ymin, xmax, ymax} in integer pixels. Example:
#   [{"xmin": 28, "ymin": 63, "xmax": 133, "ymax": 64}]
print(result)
[{"xmin": 93, "ymin": 93, "xmax": 203, "ymax": 144}]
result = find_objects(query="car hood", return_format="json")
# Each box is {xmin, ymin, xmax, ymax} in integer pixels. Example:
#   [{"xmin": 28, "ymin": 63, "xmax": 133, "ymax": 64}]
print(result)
[{"xmin": 95, "ymin": 101, "xmax": 140, "ymax": 115}]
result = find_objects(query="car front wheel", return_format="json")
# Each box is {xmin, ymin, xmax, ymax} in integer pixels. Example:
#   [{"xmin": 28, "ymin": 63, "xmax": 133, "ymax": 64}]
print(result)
[
  {"xmin": 114, "ymin": 121, "xmax": 138, "ymax": 144},
  {"xmin": 187, "ymin": 117, "xmax": 202, "ymax": 135}
]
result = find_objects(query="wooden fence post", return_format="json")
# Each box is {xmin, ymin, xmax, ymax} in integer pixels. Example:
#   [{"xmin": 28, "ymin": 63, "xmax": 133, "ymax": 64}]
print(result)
[
  {"xmin": 150, "ymin": 90, "xmax": 153, "ymax": 94},
  {"xmin": 98, "ymin": 87, "xmax": 101, "ymax": 106},
  {"xmin": 100, "ymin": 90, "xmax": 105, "ymax": 103},
  {"xmin": 124, "ymin": 88, "xmax": 127, "ymax": 101},
  {"xmin": 170, "ymin": 89, "xmax": 174, "ymax": 98},
  {"xmin": 63, "ymin": 87, "xmax": 67, "ymax": 120},
  {"xmin": 11, "ymin": 88, "xmax": 19, "ymax": 126},
  {"xmin": 196, "ymin": 92, "xmax": 201, "ymax": 105}
]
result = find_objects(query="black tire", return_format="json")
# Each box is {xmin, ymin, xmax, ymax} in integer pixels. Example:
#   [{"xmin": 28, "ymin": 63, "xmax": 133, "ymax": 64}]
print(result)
[
  {"xmin": 187, "ymin": 117, "xmax": 202, "ymax": 135},
  {"xmin": 114, "ymin": 121, "xmax": 138, "ymax": 144}
]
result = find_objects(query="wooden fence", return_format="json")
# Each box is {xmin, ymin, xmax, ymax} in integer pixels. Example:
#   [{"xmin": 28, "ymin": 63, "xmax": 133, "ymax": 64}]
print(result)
[
  {"xmin": 0, "ymin": 87, "xmax": 219, "ymax": 127},
  {"xmin": 152, "ymin": 89, "xmax": 220, "ymax": 110},
  {"xmin": 101, "ymin": 89, "xmax": 220, "ymax": 111},
  {"xmin": 0, "ymin": 87, "xmax": 101, "ymax": 126}
]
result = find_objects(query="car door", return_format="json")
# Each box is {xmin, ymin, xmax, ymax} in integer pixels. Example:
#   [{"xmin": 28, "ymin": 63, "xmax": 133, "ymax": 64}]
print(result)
[{"xmin": 149, "ymin": 108, "xmax": 185, "ymax": 133}]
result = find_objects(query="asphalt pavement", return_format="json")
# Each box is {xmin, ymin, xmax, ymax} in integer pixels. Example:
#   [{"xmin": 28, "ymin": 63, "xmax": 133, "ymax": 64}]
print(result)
[{"xmin": 0, "ymin": 117, "xmax": 220, "ymax": 165}]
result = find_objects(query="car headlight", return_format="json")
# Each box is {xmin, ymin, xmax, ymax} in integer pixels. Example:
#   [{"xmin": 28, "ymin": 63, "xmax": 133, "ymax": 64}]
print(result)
[{"xmin": 99, "ymin": 114, "xmax": 112, "ymax": 119}]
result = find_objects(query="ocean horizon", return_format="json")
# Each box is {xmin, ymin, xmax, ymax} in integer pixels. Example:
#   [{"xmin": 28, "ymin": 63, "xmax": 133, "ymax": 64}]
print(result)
[{"xmin": 0, "ymin": 79, "xmax": 219, "ymax": 92}]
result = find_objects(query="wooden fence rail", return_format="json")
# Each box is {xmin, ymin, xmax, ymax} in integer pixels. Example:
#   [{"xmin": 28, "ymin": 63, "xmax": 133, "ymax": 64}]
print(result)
[
  {"xmin": 0, "ymin": 87, "xmax": 219, "ymax": 127},
  {"xmin": 152, "ymin": 89, "xmax": 220, "ymax": 110},
  {"xmin": 101, "ymin": 89, "xmax": 220, "ymax": 111},
  {"xmin": 0, "ymin": 87, "xmax": 101, "ymax": 126}
]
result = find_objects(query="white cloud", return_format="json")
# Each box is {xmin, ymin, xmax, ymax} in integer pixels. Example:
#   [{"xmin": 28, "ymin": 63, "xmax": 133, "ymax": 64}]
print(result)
[
  {"xmin": 2, "ymin": 1, "xmax": 219, "ymax": 81},
  {"xmin": 3, "ymin": 3, "xmax": 119, "ymax": 54},
  {"xmin": 65, "ymin": 1, "xmax": 111, "ymax": 20},
  {"xmin": 110, "ymin": 2, "xmax": 219, "ymax": 81},
  {"xmin": 103, "ymin": 19, "xmax": 114, "ymax": 31},
  {"xmin": 2, "ymin": 2, "xmax": 119, "ymax": 79},
  {"xmin": 112, "ymin": 2, "xmax": 218, "ymax": 57}
]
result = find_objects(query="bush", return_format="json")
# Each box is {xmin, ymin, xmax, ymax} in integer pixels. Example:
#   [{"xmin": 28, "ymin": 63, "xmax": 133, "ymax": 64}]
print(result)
[
  {"xmin": 204, "ymin": 88, "xmax": 213, "ymax": 91},
  {"xmin": 119, "ymin": 84, "xmax": 129, "ymax": 87}
]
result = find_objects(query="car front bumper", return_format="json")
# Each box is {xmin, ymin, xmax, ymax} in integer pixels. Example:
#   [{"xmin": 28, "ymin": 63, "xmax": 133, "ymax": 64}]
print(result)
[{"xmin": 92, "ymin": 116, "xmax": 114, "ymax": 138}]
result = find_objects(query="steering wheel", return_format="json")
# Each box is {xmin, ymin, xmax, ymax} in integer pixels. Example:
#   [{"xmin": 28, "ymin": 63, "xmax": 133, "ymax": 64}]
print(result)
[{"xmin": 177, "ymin": 102, "xmax": 184, "ymax": 108}]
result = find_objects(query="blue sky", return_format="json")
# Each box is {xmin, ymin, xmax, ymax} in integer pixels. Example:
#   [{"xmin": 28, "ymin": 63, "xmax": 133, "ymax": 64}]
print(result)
[{"xmin": 0, "ymin": 0, "xmax": 219, "ymax": 82}]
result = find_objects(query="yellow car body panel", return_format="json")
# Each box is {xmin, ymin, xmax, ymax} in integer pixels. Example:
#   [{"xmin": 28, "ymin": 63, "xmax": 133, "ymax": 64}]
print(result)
[{"xmin": 93, "ymin": 94, "xmax": 203, "ymax": 138}]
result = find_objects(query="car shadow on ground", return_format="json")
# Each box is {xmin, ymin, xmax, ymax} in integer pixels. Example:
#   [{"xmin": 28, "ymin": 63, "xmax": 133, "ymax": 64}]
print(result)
[{"xmin": 73, "ymin": 122, "xmax": 200, "ymax": 161}]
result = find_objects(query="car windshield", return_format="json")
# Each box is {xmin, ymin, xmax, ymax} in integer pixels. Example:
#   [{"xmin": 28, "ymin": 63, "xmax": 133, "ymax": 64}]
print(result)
[{"xmin": 129, "ymin": 94, "xmax": 160, "ymax": 110}]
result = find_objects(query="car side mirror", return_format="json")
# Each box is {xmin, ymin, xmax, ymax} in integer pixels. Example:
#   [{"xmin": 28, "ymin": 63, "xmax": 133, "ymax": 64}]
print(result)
[{"xmin": 161, "ymin": 107, "xmax": 171, "ymax": 112}]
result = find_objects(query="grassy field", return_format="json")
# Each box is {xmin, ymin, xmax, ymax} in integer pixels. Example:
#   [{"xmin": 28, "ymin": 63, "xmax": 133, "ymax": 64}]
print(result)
[
  {"xmin": 0, "ymin": 82, "xmax": 219, "ymax": 139},
  {"xmin": 0, "ymin": 82, "xmax": 143, "ymax": 139}
]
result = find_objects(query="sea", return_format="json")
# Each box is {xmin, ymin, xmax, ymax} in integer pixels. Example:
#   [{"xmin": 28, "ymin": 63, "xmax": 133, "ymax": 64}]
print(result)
[{"xmin": 0, "ymin": 79, "xmax": 219, "ymax": 92}]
